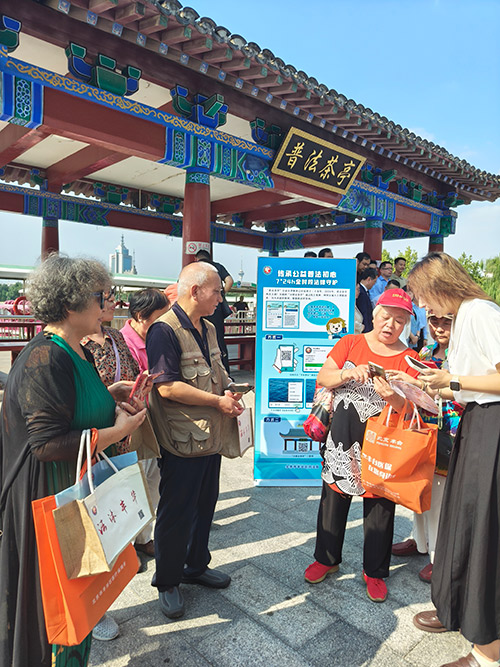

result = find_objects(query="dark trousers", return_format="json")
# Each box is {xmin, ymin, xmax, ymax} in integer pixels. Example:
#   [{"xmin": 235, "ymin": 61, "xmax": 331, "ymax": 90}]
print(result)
[
  {"xmin": 314, "ymin": 481, "xmax": 395, "ymax": 578},
  {"xmin": 153, "ymin": 450, "xmax": 221, "ymax": 591}
]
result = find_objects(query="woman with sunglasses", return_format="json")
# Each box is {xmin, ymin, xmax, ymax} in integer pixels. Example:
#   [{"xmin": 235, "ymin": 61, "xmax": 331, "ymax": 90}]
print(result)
[
  {"xmin": 0, "ymin": 256, "xmax": 146, "ymax": 667},
  {"xmin": 82, "ymin": 287, "xmax": 140, "ymax": 391},
  {"xmin": 406, "ymin": 253, "xmax": 500, "ymax": 667},
  {"xmin": 390, "ymin": 312, "xmax": 463, "ymax": 583},
  {"xmin": 81, "ymin": 286, "xmax": 144, "ymax": 641}
]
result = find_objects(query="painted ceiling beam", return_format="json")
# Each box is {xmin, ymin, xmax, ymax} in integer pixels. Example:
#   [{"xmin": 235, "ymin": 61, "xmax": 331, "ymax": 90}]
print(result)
[
  {"xmin": 42, "ymin": 87, "xmax": 165, "ymax": 161},
  {"xmin": 272, "ymin": 173, "xmax": 343, "ymax": 208},
  {"xmin": 244, "ymin": 201, "xmax": 331, "ymax": 224},
  {"xmin": 211, "ymin": 191, "xmax": 287, "ymax": 216},
  {"xmin": 46, "ymin": 145, "xmax": 127, "ymax": 192},
  {"xmin": 0, "ymin": 125, "xmax": 50, "ymax": 167}
]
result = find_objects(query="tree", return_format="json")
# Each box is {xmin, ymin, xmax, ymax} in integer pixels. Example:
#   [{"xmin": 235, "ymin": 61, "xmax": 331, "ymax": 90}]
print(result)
[
  {"xmin": 482, "ymin": 255, "xmax": 500, "ymax": 303},
  {"xmin": 457, "ymin": 252, "xmax": 485, "ymax": 288},
  {"xmin": 381, "ymin": 246, "xmax": 418, "ymax": 277},
  {"xmin": 0, "ymin": 282, "xmax": 23, "ymax": 301}
]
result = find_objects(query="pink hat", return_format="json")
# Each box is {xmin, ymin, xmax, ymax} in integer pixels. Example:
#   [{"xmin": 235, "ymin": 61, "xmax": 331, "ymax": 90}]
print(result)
[{"xmin": 376, "ymin": 288, "xmax": 413, "ymax": 314}]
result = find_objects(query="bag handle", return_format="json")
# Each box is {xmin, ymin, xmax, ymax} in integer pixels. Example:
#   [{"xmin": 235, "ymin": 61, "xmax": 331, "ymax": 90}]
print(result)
[
  {"xmin": 377, "ymin": 399, "xmax": 420, "ymax": 430},
  {"xmin": 75, "ymin": 429, "xmax": 120, "ymax": 493}
]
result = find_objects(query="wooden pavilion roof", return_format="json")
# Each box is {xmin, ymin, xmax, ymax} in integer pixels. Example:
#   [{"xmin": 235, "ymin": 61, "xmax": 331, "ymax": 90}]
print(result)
[{"xmin": 12, "ymin": 0, "xmax": 497, "ymax": 205}]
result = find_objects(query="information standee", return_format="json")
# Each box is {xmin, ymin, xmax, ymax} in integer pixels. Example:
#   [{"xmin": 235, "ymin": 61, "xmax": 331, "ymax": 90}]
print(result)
[{"xmin": 254, "ymin": 257, "xmax": 356, "ymax": 486}]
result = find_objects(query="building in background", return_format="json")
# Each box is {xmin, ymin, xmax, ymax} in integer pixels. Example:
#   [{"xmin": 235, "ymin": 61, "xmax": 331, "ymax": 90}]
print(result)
[{"xmin": 109, "ymin": 235, "xmax": 137, "ymax": 275}]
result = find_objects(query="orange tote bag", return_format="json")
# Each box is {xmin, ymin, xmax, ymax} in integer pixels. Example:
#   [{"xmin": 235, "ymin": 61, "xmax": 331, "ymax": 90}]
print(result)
[
  {"xmin": 361, "ymin": 401, "xmax": 437, "ymax": 513},
  {"xmin": 32, "ymin": 494, "xmax": 137, "ymax": 646}
]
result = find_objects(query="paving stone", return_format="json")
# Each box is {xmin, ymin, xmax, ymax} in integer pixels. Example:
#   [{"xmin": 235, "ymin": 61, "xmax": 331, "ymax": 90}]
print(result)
[
  {"xmin": 90, "ymin": 608, "xmax": 212, "ymax": 667},
  {"xmin": 299, "ymin": 616, "xmax": 393, "ymax": 666},
  {"xmin": 405, "ymin": 630, "xmax": 471, "ymax": 666},
  {"xmin": 220, "ymin": 563, "xmax": 334, "ymax": 648},
  {"xmin": 196, "ymin": 617, "xmax": 312, "ymax": 667}
]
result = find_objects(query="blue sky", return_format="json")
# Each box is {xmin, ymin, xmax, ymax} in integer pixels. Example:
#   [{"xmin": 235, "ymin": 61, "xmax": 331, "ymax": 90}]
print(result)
[{"xmin": 0, "ymin": 0, "xmax": 498, "ymax": 282}]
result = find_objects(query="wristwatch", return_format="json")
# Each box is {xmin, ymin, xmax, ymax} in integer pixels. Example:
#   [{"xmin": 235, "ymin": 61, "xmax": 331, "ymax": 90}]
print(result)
[{"xmin": 449, "ymin": 376, "xmax": 461, "ymax": 392}]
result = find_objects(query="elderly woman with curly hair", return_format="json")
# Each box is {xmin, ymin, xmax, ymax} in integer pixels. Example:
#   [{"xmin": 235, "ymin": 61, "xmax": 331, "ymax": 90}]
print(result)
[{"xmin": 0, "ymin": 255, "xmax": 146, "ymax": 667}]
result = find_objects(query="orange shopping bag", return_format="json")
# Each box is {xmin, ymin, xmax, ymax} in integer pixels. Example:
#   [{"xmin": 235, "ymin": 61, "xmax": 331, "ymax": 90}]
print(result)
[
  {"xmin": 361, "ymin": 400, "xmax": 437, "ymax": 513},
  {"xmin": 32, "ymin": 494, "xmax": 137, "ymax": 646}
]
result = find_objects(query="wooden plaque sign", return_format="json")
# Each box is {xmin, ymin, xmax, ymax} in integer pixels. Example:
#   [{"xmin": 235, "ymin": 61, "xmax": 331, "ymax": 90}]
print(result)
[{"xmin": 272, "ymin": 127, "xmax": 365, "ymax": 194}]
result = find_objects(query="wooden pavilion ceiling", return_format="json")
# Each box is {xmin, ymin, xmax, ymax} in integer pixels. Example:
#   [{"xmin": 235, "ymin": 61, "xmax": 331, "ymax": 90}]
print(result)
[
  {"xmin": 7, "ymin": 0, "xmax": 496, "ymax": 205},
  {"xmin": 0, "ymin": 0, "xmax": 496, "ymax": 240}
]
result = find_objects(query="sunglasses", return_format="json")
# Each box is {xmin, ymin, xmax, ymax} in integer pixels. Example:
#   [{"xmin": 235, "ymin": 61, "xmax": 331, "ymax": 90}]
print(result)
[
  {"xmin": 427, "ymin": 315, "xmax": 453, "ymax": 327},
  {"xmin": 92, "ymin": 288, "xmax": 116, "ymax": 309}
]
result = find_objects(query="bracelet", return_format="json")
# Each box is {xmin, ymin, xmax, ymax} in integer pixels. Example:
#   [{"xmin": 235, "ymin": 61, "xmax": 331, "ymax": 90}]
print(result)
[{"xmin": 339, "ymin": 369, "xmax": 346, "ymax": 382}]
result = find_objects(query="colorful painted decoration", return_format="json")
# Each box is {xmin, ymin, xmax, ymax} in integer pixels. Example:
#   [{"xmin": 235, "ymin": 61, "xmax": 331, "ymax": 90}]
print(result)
[
  {"xmin": 250, "ymin": 118, "xmax": 282, "ymax": 150},
  {"xmin": 0, "ymin": 15, "xmax": 21, "ymax": 53},
  {"xmin": 170, "ymin": 85, "xmax": 228, "ymax": 129},
  {"xmin": 149, "ymin": 194, "xmax": 182, "ymax": 214},
  {"xmin": 93, "ymin": 183, "xmax": 129, "ymax": 205},
  {"xmin": 65, "ymin": 43, "xmax": 141, "ymax": 97},
  {"xmin": 360, "ymin": 164, "xmax": 397, "ymax": 191}
]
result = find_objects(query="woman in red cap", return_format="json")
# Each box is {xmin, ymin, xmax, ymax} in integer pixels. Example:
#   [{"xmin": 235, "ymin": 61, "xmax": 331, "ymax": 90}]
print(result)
[{"xmin": 305, "ymin": 288, "xmax": 420, "ymax": 602}]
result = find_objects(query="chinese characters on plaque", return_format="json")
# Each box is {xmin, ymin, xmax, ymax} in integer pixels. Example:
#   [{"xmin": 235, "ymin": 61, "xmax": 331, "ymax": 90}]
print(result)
[{"xmin": 272, "ymin": 128, "xmax": 365, "ymax": 194}]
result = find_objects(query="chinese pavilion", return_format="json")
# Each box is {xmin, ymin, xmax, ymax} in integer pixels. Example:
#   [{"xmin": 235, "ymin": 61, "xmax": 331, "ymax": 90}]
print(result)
[{"xmin": 0, "ymin": 0, "xmax": 498, "ymax": 264}]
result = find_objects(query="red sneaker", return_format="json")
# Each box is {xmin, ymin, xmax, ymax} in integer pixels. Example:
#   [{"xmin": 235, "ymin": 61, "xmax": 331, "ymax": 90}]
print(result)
[
  {"xmin": 419, "ymin": 562, "xmax": 432, "ymax": 583},
  {"xmin": 363, "ymin": 572, "xmax": 387, "ymax": 602},
  {"xmin": 304, "ymin": 561, "xmax": 339, "ymax": 584}
]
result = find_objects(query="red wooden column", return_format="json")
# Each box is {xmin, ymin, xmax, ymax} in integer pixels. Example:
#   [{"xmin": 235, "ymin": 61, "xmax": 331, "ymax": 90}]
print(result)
[
  {"xmin": 363, "ymin": 220, "xmax": 383, "ymax": 261},
  {"xmin": 429, "ymin": 234, "xmax": 444, "ymax": 253},
  {"xmin": 182, "ymin": 169, "xmax": 211, "ymax": 266},
  {"xmin": 41, "ymin": 217, "xmax": 59, "ymax": 259}
]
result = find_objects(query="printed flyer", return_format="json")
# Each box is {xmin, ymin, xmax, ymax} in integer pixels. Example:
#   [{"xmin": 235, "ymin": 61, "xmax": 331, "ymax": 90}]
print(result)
[{"xmin": 254, "ymin": 257, "xmax": 356, "ymax": 485}]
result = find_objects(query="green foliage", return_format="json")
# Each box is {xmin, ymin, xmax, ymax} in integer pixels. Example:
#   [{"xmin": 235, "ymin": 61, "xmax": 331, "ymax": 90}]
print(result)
[
  {"xmin": 482, "ymin": 255, "xmax": 500, "ymax": 303},
  {"xmin": 380, "ymin": 246, "xmax": 418, "ymax": 277},
  {"xmin": 456, "ymin": 252, "xmax": 485, "ymax": 288},
  {"xmin": 0, "ymin": 282, "xmax": 23, "ymax": 301}
]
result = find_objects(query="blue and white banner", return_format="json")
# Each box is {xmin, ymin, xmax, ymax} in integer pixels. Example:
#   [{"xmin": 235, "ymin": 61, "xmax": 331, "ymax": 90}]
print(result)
[{"xmin": 254, "ymin": 257, "xmax": 356, "ymax": 486}]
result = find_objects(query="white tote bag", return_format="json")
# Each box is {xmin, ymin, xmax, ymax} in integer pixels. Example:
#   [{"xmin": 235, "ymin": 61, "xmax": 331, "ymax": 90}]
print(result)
[{"xmin": 53, "ymin": 430, "xmax": 154, "ymax": 579}]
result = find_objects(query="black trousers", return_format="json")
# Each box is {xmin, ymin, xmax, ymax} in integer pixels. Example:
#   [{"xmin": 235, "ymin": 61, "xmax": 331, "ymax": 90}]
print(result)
[
  {"xmin": 314, "ymin": 481, "xmax": 395, "ymax": 578},
  {"xmin": 153, "ymin": 450, "xmax": 221, "ymax": 591}
]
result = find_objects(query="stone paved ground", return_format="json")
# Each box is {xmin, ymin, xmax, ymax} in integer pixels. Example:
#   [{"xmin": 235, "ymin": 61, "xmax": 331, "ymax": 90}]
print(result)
[
  {"xmin": 88, "ymin": 448, "xmax": 470, "ymax": 667},
  {"xmin": 0, "ymin": 354, "xmax": 471, "ymax": 666}
]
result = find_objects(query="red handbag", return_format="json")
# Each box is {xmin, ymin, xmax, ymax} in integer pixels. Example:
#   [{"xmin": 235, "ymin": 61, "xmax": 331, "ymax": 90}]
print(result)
[{"xmin": 303, "ymin": 384, "xmax": 334, "ymax": 443}]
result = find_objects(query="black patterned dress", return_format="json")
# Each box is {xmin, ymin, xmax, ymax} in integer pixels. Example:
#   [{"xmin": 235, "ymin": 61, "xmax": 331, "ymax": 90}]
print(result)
[{"xmin": 321, "ymin": 335, "xmax": 419, "ymax": 497}]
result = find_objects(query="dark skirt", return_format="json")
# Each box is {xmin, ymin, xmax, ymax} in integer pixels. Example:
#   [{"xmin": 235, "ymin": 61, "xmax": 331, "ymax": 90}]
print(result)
[{"xmin": 432, "ymin": 401, "xmax": 500, "ymax": 644}]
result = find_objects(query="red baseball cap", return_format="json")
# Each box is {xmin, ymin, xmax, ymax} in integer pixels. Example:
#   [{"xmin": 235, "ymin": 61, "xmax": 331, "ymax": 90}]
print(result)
[{"xmin": 376, "ymin": 288, "xmax": 413, "ymax": 314}]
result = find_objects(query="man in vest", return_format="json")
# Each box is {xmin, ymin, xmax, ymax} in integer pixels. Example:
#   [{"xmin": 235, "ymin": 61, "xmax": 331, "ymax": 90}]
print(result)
[{"xmin": 147, "ymin": 262, "xmax": 244, "ymax": 619}]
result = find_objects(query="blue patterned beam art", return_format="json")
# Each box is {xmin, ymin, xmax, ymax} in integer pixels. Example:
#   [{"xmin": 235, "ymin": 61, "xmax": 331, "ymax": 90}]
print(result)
[
  {"xmin": 0, "ymin": 70, "xmax": 43, "ymax": 128},
  {"xmin": 160, "ymin": 128, "xmax": 274, "ymax": 190}
]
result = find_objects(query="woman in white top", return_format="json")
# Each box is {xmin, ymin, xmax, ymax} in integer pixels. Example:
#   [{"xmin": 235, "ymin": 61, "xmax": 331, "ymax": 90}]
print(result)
[{"xmin": 408, "ymin": 252, "xmax": 500, "ymax": 667}]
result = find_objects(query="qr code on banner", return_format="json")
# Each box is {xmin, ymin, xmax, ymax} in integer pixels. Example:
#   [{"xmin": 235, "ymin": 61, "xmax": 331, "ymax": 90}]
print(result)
[{"xmin": 281, "ymin": 350, "xmax": 292, "ymax": 361}]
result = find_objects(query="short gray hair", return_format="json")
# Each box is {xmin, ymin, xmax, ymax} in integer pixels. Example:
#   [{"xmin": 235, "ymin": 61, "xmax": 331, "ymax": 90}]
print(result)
[
  {"xmin": 177, "ymin": 262, "xmax": 219, "ymax": 298},
  {"xmin": 27, "ymin": 254, "xmax": 111, "ymax": 323},
  {"xmin": 373, "ymin": 304, "xmax": 411, "ymax": 324}
]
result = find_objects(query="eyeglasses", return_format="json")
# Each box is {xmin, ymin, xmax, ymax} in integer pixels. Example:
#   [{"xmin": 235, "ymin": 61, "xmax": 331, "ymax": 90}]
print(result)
[
  {"xmin": 92, "ymin": 288, "xmax": 115, "ymax": 309},
  {"xmin": 427, "ymin": 315, "xmax": 453, "ymax": 327}
]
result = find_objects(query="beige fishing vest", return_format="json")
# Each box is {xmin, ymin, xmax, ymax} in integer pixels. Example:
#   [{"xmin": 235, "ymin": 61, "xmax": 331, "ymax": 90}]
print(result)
[{"xmin": 148, "ymin": 308, "xmax": 239, "ymax": 458}]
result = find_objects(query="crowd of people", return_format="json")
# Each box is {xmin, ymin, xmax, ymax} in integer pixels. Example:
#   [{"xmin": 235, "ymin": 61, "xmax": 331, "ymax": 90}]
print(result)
[{"xmin": 1, "ymin": 250, "xmax": 500, "ymax": 667}]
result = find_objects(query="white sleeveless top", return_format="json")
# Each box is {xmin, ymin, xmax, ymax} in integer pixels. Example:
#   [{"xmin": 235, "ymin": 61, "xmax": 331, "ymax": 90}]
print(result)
[{"xmin": 448, "ymin": 298, "xmax": 500, "ymax": 404}]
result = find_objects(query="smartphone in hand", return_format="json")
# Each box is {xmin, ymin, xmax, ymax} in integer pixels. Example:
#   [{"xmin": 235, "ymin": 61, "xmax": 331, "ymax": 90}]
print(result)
[
  {"xmin": 228, "ymin": 382, "xmax": 254, "ymax": 395},
  {"xmin": 405, "ymin": 355, "xmax": 438, "ymax": 372},
  {"xmin": 368, "ymin": 361, "xmax": 386, "ymax": 380}
]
